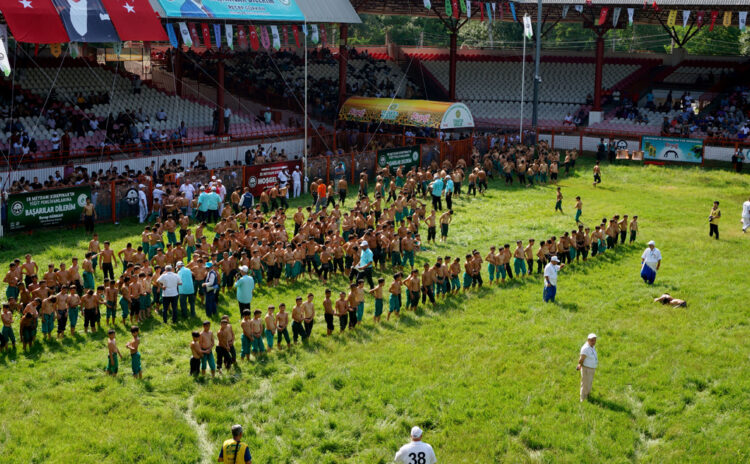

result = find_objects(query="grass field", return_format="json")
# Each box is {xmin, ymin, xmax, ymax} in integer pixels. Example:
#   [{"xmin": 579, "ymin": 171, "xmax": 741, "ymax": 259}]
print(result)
[{"xmin": 1, "ymin": 159, "xmax": 749, "ymax": 464}]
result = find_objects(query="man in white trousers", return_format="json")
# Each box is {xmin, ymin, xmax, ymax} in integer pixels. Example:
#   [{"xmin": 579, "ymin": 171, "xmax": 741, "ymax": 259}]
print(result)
[
  {"xmin": 577, "ymin": 333, "xmax": 598, "ymax": 402},
  {"xmin": 138, "ymin": 184, "xmax": 149, "ymax": 223},
  {"xmin": 742, "ymin": 196, "xmax": 750, "ymax": 233},
  {"xmin": 292, "ymin": 166, "xmax": 302, "ymax": 198},
  {"xmin": 394, "ymin": 426, "xmax": 437, "ymax": 464}
]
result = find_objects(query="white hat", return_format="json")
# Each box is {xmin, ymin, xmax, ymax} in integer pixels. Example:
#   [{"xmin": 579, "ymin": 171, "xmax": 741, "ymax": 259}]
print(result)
[
  {"xmin": 138, "ymin": 184, "xmax": 146, "ymax": 189},
  {"xmin": 211, "ymin": 175, "xmax": 217, "ymax": 180},
  {"xmin": 360, "ymin": 241, "xmax": 369, "ymax": 247},
  {"xmin": 176, "ymin": 261, "xmax": 184, "ymax": 267},
  {"xmin": 410, "ymin": 426, "xmax": 423, "ymax": 439},
  {"xmin": 240, "ymin": 265, "xmax": 249, "ymax": 273},
  {"xmin": 587, "ymin": 333, "xmax": 597, "ymax": 339},
  {"xmin": 211, "ymin": 186, "xmax": 217, "ymax": 191},
  {"xmin": 647, "ymin": 240, "xmax": 655, "ymax": 246},
  {"xmin": 217, "ymin": 179, "xmax": 222, "ymax": 183},
  {"xmin": 156, "ymin": 183, "xmax": 162, "ymax": 188},
  {"xmin": 551, "ymin": 256, "xmax": 560, "ymax": 263}
]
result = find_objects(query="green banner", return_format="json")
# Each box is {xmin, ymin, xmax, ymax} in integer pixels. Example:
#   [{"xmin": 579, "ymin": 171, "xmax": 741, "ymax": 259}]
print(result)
[
  {"xmin": 7, "ymin": 186, "xmax": 92, "ymax": 232},
  {"xmin": 377, "ymin": 145, "xmax": 421, "ymax": 173}
]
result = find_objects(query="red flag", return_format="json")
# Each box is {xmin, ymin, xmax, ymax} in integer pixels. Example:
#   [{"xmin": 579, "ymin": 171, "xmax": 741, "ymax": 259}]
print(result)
[
  {"xmin": 599, "ymin": 7, "xmax": 609, "ymax": 26},
  {"xmin": 320, "ymin": 26, "xmax": 327, "ymax": 47},
  {"xmin": 711, "ymin": 11, "xmax": 720, "ymax": 30},
  {"xmin": 237, "ymin": 25, "xmax": 249, "ymax": 50},
  {"xmin": 696, "ymin": 11, "xmax": 705, "ymax": 27},
  {"xmin": 652, "ymin": 2, "xmax": 659, "ymax": 12},
  {"xmin": 188, "ymin": 23, "xmax": 201, "ymax": 47},
  {"xmin": 498, "ymin": 2, "xmax": 504, "ymax": 20},
  {"xmin": 2, "ymin": 0, "xmax": 69, "ymax": 43},
  {"xmin": 479, "ymin": 2, "xmax": 484, "ymax": 21},
  {"xmin": 99, "ymin": 0, "xmax": 167, "ymax": 42},
  {"xmin": 201, "ymin": 24, "xmax": 211, "ymax": 49},
  {"xmin": 249, "ymin": 26, "xmax": 260, "ymax": 50},
  {"xmin": 292, "ymin": 25, "xmax": 300, "ymax": 47},
  {"xmin": 451, "ymin": 0, "xmax": 459, "ymax": 18},
  {"xmin": 282, "ymin": 26, "xmax": 288, "ymax": 47}
]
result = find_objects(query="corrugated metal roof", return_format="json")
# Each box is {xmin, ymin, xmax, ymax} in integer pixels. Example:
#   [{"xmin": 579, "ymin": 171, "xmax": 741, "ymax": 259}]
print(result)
[{"xmin": 297, "ymin": 0, "xmax": 362, "ymax": 24}]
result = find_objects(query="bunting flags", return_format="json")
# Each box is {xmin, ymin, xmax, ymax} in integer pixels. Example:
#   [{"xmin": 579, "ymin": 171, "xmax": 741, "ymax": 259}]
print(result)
[
  {"xmin": 740, "ymin": 12, "xmax": 747, "ymax": 31},
  {"xmin": 479, "ymin": 2, "xmax": 485, "ymax": 21},
  {"xmin": 100, "ymin": 0, "xmax": 167, "ymax": 42},
  {"xmin": 69, "ymin": 42, "xmax": 80, "ymax": 58},
  {"xmin": 292, "ymin": 25, "xmax": 300, "ymax": 47},
  {"xmin": 561, "ymin": 5, "xmax": 569, "ymax": 19},
  {"xmin": 466, "ymin": 0, "xmax": 471, "ymax": 18},
  {"xmin": 652, "ymin": 2, "xmax": 659, "ymax": 12},
  {"xmin": 523, "ymin": 14, "xmax": 533, "ymax": 39},
  {"xmin": 320, "ymin": 25, "xmax": 327, "ymax": 47},
  {"xmin": 710, "ymin": 11, "xmax": 718, "ymax": 31},
  {"xmin": 282, "ymin": 25, "xmax": 288, "ymax": 47},
  {"xmin": 628, "ymin": 8, "xmax": 634, "ymax": 26},
  {"xmin": 667, "ymin": 10, "xmax": 677, "ymax": 27},
  {"xmin": 459, "ymin": 0, "xmax": 466, "ymax": 14},
  {"xmin": 682, "ymin": 10, "xmax": 690, "ymax": 28},
  {"xmin": 188, "ymin": 23, "xmax": 201, "ymax": 47},
  {"xmin": 201, "ymin": 23, "xmax": 211, "ymax": 49},
  {"xmin": 50, "ymin": 43, "xmax": 62, "ymax": 58},
  {"xmin": 0, "ymin": 26, "xmax": 11, "ymax": 77},
  {"xmin": 260, "ymin": 25, "xmax": 271, "ymax": 49},
  {"xmin": 166, "ymin": 23, "xmax": 179, "ymax": 48},
  {"xmin": 723, "ymin": 11, "xmax": 732, "ymax": 27},
  {"xmin": 311, "ymin": 24, "xmax": 319, "ymax": 44},
  {"xmin": 270, "ymin": 25, "xmax": 281, "ymax": 50},
  {"xmin": 451, "ymin": 0, "xmax": 459, "ymax": 19},
  {"xmin": 599, "ymin": 8, "xmax": 609, "ymax": 26},
  {"xmin": 696, "ymin": 11, "xmax": 705, "ymax": 27},
  {"xmin": 238, "ymin": 25, "xmax": 249, "ymax": 50},
  {"xmin": 178, "ymin": 22, "xmax": 192, "ymax": 47},
  {"xmin": 498, "ymin": 1, "xmax": 503, "ymax": 20},
  {"xmin": 445, "ymin": 0, "xmax": 452, "ymax": 18},
  {"xmin": 113, "ymin": 42, "xmax": 122, "ymax": 56},
  {"xmin": 612, "ymin": 8, "xmax": 621, "ymax": 27},
  {"xmin": 51, "ymin": 0, "xmax": 120, "ymax": 42},
  {"xmin": 213, "ymin": 24, "xmax": 222, "ymax": 49},
  {"xmin": 509, "ymin": 1, "xmax": 516, "ymax": 21},
  {"xmin": 424, "ymin": 0, "xmax": 431, "ymax": 8},
  {"xmin": 248, "ymin": 25, "xmax": 259, "ymax": 50},
  {"xmin": 225, "ymin": 24, "xmax": 234, "ymax": 50},
  {"xmin": 574, "ymin": 5, "xmax": 583, "ymax": 14}
]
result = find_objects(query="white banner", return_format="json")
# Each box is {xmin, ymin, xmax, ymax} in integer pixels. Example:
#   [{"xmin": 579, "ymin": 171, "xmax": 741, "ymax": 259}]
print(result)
[
  {"xmin": 466, "ymin": 0, "xmax": 471, "ymax": 18},
  {"xmin": 178, "ymin": 22, "xmax": 192, "ymax": 47},
  {"xmin": 613, "ymin": 7, "xmax": 621, "ymax": 26},
  {"xmin": 740, "ymin": 12, "xmax": 748, "ymax": 31},
  {"xmin": 311, "ymin": 24, "xmax": 319, "ymax": 43},
  {"xmin": 561, "ymin": 5, "xmax": 569, "ymax": 18},
  {"xmin": 523, "ymin": 14, "xmax": 533, "ymax": 39},
  {"xmin": 270, "ymin": 25, "xmax": 281, "ymax": 50},
  {"xmin": 628, "ymin": 8, "xmax": 634, "ymax": 25},
  {"xmin": 683, "ymin": 10, "xmax": 690, "ymax": 27},
  {"xmin": 225, "ymin": 24, "xmax": 233, "ymax": 50},
  {"xmin": 0, "ymin": 25, "xmax": 10, "ymax": 77},
  {"xmin": 423, "ymin": 0, "xmax": 430, "ymax": 8}
]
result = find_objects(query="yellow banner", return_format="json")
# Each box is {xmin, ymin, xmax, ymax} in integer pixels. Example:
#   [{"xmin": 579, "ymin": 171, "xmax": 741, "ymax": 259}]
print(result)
[
  {"xmin": 338, "ymin": 96, "xmax": 474, "ymax": 129},
  {"xmin": 723, "ymin": 11, "xmax": 732, "ymax": 27},
  {"xmin": 667, "ymin": 10, "xmax": 677, "ymax": 27},
  {"xmin": 50, "ymin": 43, "xmax": 61, "ymax": 58}
]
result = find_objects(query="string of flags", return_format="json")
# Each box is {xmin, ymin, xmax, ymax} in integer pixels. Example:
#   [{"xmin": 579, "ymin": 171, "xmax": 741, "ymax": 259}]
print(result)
[{"xmin": 162, "ymin": 23, "xmax": 335, "ymax": 51}]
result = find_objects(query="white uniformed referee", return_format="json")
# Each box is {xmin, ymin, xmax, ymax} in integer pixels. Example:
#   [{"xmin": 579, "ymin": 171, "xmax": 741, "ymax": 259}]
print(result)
[
  {"xmin": 394, "ymin": 426, "xmax": 437, "ymax": 464},
  {"xmin": 577, "ymin": 333, "xmax": 598, "ymax": 402}
]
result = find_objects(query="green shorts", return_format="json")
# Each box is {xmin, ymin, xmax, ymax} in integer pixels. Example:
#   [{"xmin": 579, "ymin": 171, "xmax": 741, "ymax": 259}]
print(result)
[
  {"xmin": 374, "ymin": 298, "xmax": 383, "ymax": 317},
  {"xmin": 106, "ymin": 301, "xmax": 116, "ymax": 319},
  {"xmin": 119, "ymin": 297, "xmax": 129, "ymax": 318},
  {"xmin": 5, "ymin": 286, "xmax": 19, "ymax": 300},
  {"xmin": 68, "ymin": 307, "xmax": 79, "ymax": 327},
  {"xmin": 241, "ymin": 334, "xmax": 252, "ymax": 356},
  {"xmin": 389, "ymin": 294, "xmax": 401, "ymax": 313},
  {"xmin": 83, "ymin": 271, "xmax": 95, "ymax": 290},
  {"xmin": 440, "ymin": 223, "xmax": 449, "ymax": 237},
  {"xmin": 139, "ymin": 295, "xmax": 149, "ymax": 311},
  {"xmin": 131, "ymin": 352, "xmax": 142, "ymax": 375},
  {"xmin": 107, "ymin": 355, "xmax": 119, "ymax": 374}
]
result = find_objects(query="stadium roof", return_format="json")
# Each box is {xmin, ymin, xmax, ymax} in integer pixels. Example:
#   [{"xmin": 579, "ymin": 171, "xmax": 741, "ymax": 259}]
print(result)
[
  {"xmin": 350, "ymin": 0, "xmax": 750, "ymax": 26},
  {"xmin": 297, "ymin": 0, "xmax": 362, "ymax": 24}
]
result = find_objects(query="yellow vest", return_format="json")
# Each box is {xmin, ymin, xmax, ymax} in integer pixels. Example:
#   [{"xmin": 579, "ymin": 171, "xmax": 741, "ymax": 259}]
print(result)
[
  {"xmin": 710, "ymin": 208, "xmax": 720, "ymax": 224},
  {"xmin": 221, "ymin": 439, "xmax": 249, "ymax": 464}
]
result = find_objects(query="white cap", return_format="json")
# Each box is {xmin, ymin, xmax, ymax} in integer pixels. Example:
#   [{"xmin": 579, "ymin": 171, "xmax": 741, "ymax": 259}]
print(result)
[
  {"xmin": 156, "ymin": 183, "xmax": 162, "ymax": 188},
  {"xmin": 410, "ymin": 426, "xmax": 423, "ymax": 439},
  {"xmin": 138, "ymin": 184, "xmax": 146, "ymax": 189},
  {"xmin": 240, "ymin": 265, "xmax": 249, "ymax": 273},
  {"xmin": 211, "ymin": 175, "xmax": 217, "ymax": 180},
  {"xmin": 176, "ymin": 261, "xmax": 184, "ymax": 267},
  {"xmin": 211, "ymin": 186, "xmax": 217, "ymax": 191},
  {"xmin": 360, "ymin": 241, "xmax": 369, "ymax": 247},
  {"xmin": 551, "ymin": 256, "xmax": 560, "ymax": 263},
  {"xmin": 588, "ymin": 333, "xmax": 597, "ymax": 339},
  {"xmin": 647, "ymin": 240, "xmax": 655, "ymax": 246}
]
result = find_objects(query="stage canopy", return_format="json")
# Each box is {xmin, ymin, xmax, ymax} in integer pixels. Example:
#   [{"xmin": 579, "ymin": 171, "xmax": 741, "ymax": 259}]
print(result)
[{"xmin": 339, "ymin": 97, "xmax": 475, "ymax": 129}]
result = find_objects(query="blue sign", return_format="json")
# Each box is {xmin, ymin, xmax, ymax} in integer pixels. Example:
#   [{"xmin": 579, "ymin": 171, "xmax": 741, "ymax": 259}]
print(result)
[
  {"xmin": 156, "ymin": 0, "xmax": 304, "ymax": 21},
  {"xmin": 641, "ymin": 136, "xmax": 703, "ymax": 164}
]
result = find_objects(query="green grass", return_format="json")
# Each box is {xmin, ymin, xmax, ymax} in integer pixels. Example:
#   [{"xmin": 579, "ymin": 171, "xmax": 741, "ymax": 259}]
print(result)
[{"xmin": 1, "ymin": 159, "xmax": 750, "ymax": 463}]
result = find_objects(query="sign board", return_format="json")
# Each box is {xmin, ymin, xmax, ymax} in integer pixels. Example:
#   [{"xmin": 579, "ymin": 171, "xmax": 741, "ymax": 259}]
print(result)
[
  {"xmin": 377, "ymin": 145, "xmax": 420, "ymax": 173},
  {"xmin": 244, "ymin": 160, "xmax": 301, "ymax": 198},
  {"xmin": 641, "ymin": 136, "xmax": 703, "ymax": 164},
  {"xmin": 156, "ymin": 0, "xmax": 304, "ymax": 21},
  {"xmin": 339, "ymin": 97, "xmax": 475, "ymax": 129},
  {"xmin": 6, "ymin": 186, "xmax": 92, "ymax": 232}
]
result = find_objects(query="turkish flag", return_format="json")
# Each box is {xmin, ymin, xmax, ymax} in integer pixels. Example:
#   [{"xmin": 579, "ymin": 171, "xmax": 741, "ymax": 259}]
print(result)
[
  {"xmin": 696, "ymin": 11, "xmax": 705, "ymax": 27},
  {"xmin": 201, "ymin": 23, "xmax": 211, "ymax": 49},
  {"xmin": 100, "ymin": 0, "xmax": 167, "ymax": 41},
  {"xmin": 292, "ymin": 25, "xmax": 300, "ymax": 47},
  {"xmin": 188, "ymin": 22, "xmax": 201, "ymax": 47},
  {"xmin": 282, "ymin": 26, "xmax": 288, "ymax": 47},
  {"xmin": 237, "ymin": 25, "xmax": 248, "ymax": 50},
  {"xmin": 249, "ymin": 26, "xmax": 260, "ymax": 50},
  {"xmin": 451, "ymin": 0, "xmax": 459, "ymax": 18},
  {"xmin": 709, "ymin": 10, "xmax": 718, "ymax": 31},
  {"xmin": 599, "ymin": 8, "xmax": 609, "ymax": 26},
  {"xmin": 2, "ymin": 0, "xmax": 69, "ymax": 43},
  {"xmin": 479, "ymin": 2, "xmax": 484, "ymax": 21},
  {"xmin": 320, "ymin": 26, "xmax": 327, "ymax": 47}
]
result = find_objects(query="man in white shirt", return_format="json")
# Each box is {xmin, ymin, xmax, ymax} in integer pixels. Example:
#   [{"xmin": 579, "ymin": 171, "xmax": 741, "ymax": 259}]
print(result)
[
  {"xmin": 741, "ymin": 196, "xmax": 750, "ymax": 233},
  {"xmin": 153, "ymin": 184, "xmax": 165, "ymax": 206},
  {"xmin": 217, "ymin": 180, "xmax": 227, "ymax": 202},
  {"xmin": 543, "ymin": 256, "xmax": 565, "ymax": 303},
  {"xmin": 292, "ymin": 167, "xmax": 302, "ymax": 198},
  {"xmin": 157, "ymin": 265, "xmax": 182, "ymax": 323},
  {"xmin": 223, "ymin": 107, "xmax": 232, "ymax": 132},
  {"xmin": 394, "ymin": 426, "xmax": 437, "ymax": 464},
  {"xmin": 156, "ymin": 109, "xmax": 167, "ymax": 122},
  {"xmin": 180, "ymin": 182, "xmax": 196, "ymax": 216},
  {"xmin": 640, "ymin": 240, "xmax": 662, "ymax": 285},
  {"xmin": 576, "ymin": 333, "xmax": 598, "ymax": 402},
  {"xmin": 138, "ymin": 184, "xmax": 149, "ymax": 223}
]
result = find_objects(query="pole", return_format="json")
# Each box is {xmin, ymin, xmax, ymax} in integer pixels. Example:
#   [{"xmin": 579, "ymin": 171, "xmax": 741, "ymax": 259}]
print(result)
[
  {"xmin": 520, "ymin": 34, "xmax": 526, "ymax": 140},
  {"xmin": 304, "ymin": 21, "xmax": 308, "ymax": 189},
  {"xmin": 531, "ymin": 0, "xmax": 542, "ymax": 129},
  {"xmin": 449, "ymin": 32, "xmax": 457, "ymax": 101},
  {"xmin": 593, "ymin": 33, "xmax": 604, "ymax": 111}
]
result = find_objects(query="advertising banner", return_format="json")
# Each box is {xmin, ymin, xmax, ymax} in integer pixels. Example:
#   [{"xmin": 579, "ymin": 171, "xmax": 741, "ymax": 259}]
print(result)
[
  {"xmin": 641, "ymin": 136, "xmax": 703, "ymax": 164},
  {"xmin": 7, "ymin": 186, "xmax": 92, "ymax": 232},
  {"xmin": 156, "ymin": 0, "xmax": 304, "ymax": 21},
  {"xmin": 244, "ymin": 160, "xmax": 302, "ymax": 197},
  {"xmin": 339, "ymin": 97, "xmax": 475, "ymax": 129},
  {"xmin": 377, "ymin": 145, "xmax": 421, "ymax": 173}
]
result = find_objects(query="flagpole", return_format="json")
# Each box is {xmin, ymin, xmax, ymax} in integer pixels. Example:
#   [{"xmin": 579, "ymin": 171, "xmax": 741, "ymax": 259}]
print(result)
[
  {"xmin": 304, "ymin": 20, "xmax": 308, "ymax": 190},
  {"xmin": 520, "ymin": 32, "xmax": 526, "ymax": 141}
]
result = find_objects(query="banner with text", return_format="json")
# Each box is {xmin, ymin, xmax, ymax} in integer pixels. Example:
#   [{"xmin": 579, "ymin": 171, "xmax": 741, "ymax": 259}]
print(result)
[
  {"xmin": 377, "ymin": 145, "xmax": 421, "ymax": 173},
  {"xmin": 244, "ymin": 160, "xmax": 302, "ymax": 197},
  {"xmin": 641, "ymin": 136, "xmax": 703, "ymax": 164},
  {"xmin": 6, "ymin": 186, "xmax": 92, "ymax": 232},
  {"xmin": 156, "ymin": 0, "xmax": 304, "ymax": 21}
]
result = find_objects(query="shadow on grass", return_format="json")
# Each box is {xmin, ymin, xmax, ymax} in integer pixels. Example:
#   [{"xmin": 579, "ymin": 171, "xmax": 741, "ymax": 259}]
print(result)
[{"xmin": 588, "ymin": 395, "xmax": 634, "ymax": 418}]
